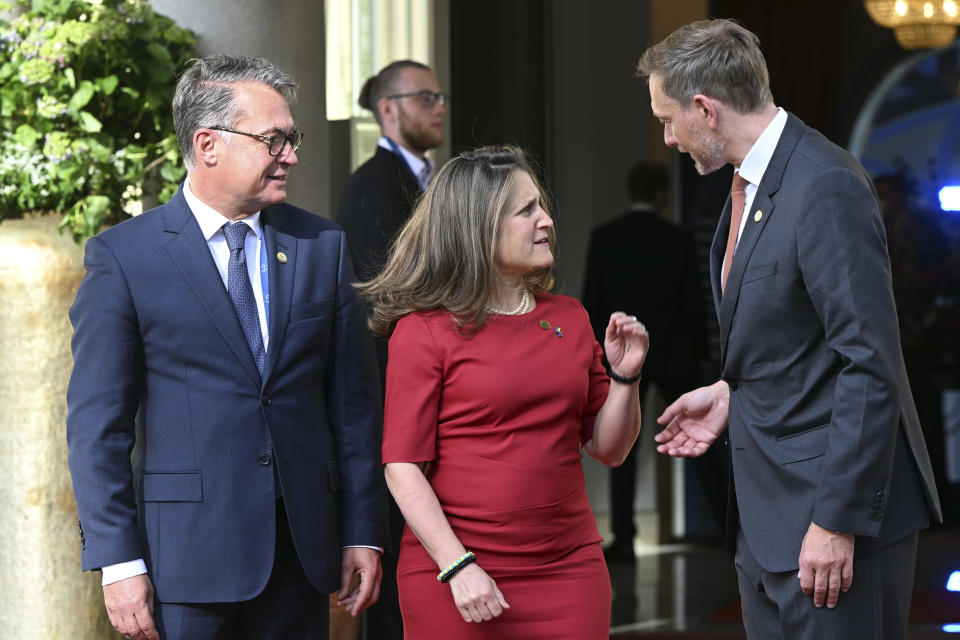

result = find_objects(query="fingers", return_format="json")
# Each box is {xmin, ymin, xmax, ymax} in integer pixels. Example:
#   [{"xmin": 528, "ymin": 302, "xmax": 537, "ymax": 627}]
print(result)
[
  {"xmin": 495, "ymin": 586, "xmax": 511, "ymax": 609},
  {"xmin": 797, "ymin": 524, "xmax": 855, "ymax": 609},
  {"xmin": 826, "ymin": 565, "xmax": 842, "ymax": 609},
  {"xmin": 338, "ymin": 549, "xmax": 383, "ymax": 616},
  {"xmin": 104, "ymin": 575, "xmax": 156, "ymax": 639},
  {"xmin": 657, "ymin": 396, "xmax": 685, "ymax": 426},
  {"xmin": 841, "ymin": 557, "xmax": 854, "ymax": 593},
  {"xmin": 348, "ymin": 571, "xmax": 378, "ymax": 616},
  {"xmin": 134, "ymin": 610, "xmax": 159, "ymax": 640},
  {"xmin": 451, "ymin": 565, "xmax": 507, "ymax": 624}
]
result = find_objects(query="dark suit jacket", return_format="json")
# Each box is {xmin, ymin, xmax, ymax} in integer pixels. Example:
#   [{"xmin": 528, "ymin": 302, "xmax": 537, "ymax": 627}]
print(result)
[
  {"xmin": 337, "ymin": 146, "xmax": 422, "ymax": 387},
  {"xmin": 713, "ymin": 113, "xmax": 942, "ymax": 572},
  {"xmin": 337, "ymin": 146, "xmax": 421, "ymax": 283},
  {"xmin": 66, "ymin": 187, "xmax": 387, "ymax": 602},
  {"xmin": 582, "ymin": 208, "xmax": 707, "ymax": 384}
]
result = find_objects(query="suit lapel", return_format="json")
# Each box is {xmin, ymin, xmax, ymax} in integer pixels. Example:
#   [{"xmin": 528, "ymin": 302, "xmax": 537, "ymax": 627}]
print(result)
[
  {"xmin": 261, "ymin": 205, "xmax": 295, "ymax": 385},
  {"xmin": 716, "ymin": 114, "xmax": 805, "ymax": 365},
  {"xmin": 161, "ymin": 188, "xmax": 262, "ymax": 388},
  {"xmin": 710, "ymin": 197, "xmax": 730, "ymax": 316}
]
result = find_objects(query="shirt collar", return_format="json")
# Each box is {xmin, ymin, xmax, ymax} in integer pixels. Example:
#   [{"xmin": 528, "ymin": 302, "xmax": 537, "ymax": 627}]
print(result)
[
  {"xmin": 378, "ymin": 136, "xmax": 432, "ymax": 183},
  {"xmin": 627, "ymin": 201, "xmax": 658, "ymax": 213},
  {"xmin": 736, "ymin": 107, "xmax": 787, "ymax": 187},
  {"xmin": 183, "ymin": 178, "xmax": 262, "ymax": 241}
]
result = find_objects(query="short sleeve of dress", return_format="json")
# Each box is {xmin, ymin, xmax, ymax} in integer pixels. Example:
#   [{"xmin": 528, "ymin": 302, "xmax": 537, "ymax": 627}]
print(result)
[
  {"xmin": 579, "ymin": 306, "xmax": 611, "ymax": 446},
  {"xmin": 382, "ymin": 313, "xmax": 443, "ymax": 463}
]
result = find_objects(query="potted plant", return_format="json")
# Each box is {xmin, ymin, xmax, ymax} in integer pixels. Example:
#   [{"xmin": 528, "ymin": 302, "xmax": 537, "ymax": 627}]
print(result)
[
  {"xmin": 0, "ymin": 0, "xmax": 196, "ymax": 242},
  {"xmin": 0, "ymin": 2, "xmax": 194, "ymax": 636}
]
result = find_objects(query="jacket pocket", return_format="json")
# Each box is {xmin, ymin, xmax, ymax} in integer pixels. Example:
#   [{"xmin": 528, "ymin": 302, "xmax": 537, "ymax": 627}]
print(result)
[
  {"xmin": 290, "ymin": 299, "xmax": 334, "ymax": 322},
  {"xmin": 774, "ymin": 423, "xmax": 830, "ymax": 464},
  {"xmin": 742, "ymin": 261, "xmax": 777, "ymax": 284},
  {"xmin": 141, "ymin": 472, "xmax": 203, "ymax": 502}
]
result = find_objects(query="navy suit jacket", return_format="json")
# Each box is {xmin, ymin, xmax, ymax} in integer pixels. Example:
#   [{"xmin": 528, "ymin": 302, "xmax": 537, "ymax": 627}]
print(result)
[
  {"xmin": 67, "ymin": 187, "xmax": 387, "ymax": 602},
  {"xmin": 713, "ymin": 114, "xmax": 942, "ymax": 572}
]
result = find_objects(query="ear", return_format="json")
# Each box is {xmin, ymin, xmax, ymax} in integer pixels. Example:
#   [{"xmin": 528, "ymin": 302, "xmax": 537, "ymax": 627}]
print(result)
[
  {"xmin": 193, "ymin": 128, "xmax": 219, "ymax": 167},
  {"xmin": 377, "ymin": 96, "xmax": 396, "ymax": 124},
  {"xmin": 691, "ymin": 94, "xmax": 719, "ymax": 130}
]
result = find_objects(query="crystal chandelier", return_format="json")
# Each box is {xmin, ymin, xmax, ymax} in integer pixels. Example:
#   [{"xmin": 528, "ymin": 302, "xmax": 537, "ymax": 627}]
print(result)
[{"xmin": 864, "ymin": 0, "xmax": 960, "ymax": 48}]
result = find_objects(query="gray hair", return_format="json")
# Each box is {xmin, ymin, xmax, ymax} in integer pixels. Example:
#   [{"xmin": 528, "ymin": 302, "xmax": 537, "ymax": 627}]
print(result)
[
  {"xmin": 173, "ymin": 55, "xmax": 298, "ymax": 168},
  {"xmin": 636, "ymin": 19, "xmax": 773, "ymax": 114}
]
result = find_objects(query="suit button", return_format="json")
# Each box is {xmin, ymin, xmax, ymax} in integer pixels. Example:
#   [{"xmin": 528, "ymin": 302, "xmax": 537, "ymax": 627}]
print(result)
[
  {"xmin": 262, "ymin": 395, "xmax": 272, "ymax": 406},
  {"xmin": 258, "ymin": 453, "xmax": 272, "ymax": 466}
]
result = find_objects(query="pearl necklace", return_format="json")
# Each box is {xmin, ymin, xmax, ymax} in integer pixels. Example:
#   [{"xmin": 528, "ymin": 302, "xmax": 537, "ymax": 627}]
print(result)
[{"xmin": 487, "ymin": 288, "xmax": 531, "ymax": 316}]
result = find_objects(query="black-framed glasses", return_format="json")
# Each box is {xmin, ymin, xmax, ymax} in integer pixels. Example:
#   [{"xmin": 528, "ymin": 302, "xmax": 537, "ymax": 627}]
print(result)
[
  {"xmin": 205, "ymin": 126, "xmax": 303, "ymax": 157},
  {"xmin": 385, "ymin": 90, "xmax": 448, "ymax": 109}
]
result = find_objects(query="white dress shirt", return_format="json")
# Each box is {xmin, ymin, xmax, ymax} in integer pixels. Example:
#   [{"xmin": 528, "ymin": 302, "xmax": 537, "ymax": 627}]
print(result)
[
  {"xmin": 378, "ymin": 136, "xmax": 433, "ymax": 189},
  {"xmin": 723, "ymin": 107, "xmax": 788, "ymax": 277}
]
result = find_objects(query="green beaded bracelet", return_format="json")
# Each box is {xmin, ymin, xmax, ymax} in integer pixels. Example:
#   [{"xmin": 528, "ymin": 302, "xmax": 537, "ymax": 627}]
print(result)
[{"xmin": 437, "ymin": 551, "xmax": 477, "ymax": 583}]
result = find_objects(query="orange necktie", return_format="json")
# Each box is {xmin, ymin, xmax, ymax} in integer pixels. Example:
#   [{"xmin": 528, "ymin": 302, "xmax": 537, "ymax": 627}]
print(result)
[{"xmin": 722, "ymin": 173, "xmax": 749, "ymax": 294}]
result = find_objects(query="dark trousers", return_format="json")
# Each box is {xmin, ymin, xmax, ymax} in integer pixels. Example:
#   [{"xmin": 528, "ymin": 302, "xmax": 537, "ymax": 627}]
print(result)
[
  {"xmin": 734, "ymin": 527, "xmax": 918, "ymax": 640},
  {"xmin": 154, "ymin": 500, "xmax": 329, "ymax": 640}
]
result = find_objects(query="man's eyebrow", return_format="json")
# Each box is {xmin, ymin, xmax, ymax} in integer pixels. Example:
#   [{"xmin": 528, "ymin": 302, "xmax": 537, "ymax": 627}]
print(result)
[{"xmin": 264, "ymin": 123, "xmax": 297, "ymax": 135}]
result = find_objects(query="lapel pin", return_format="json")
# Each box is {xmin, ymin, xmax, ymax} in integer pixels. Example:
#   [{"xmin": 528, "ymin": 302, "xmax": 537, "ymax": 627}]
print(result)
[
  {"xmin": 754, "ymin": 210, "xmax": 763, "ymax": 222},
  {"xmin": 277, "ymin": 251, "xmax": 288, "ymax": 264},
  {"xmin": 554, "ymin": 326, "xmax": 564, "ymax": 338},
  {"xmin": 539, "ymin": 320, "xmax": 551, "ymax": 330}
]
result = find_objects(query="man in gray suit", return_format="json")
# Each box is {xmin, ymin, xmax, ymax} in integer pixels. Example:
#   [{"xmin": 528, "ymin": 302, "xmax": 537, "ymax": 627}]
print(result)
[{"xmin": 638, "ymin": 19, "xmax": 941, "ymax": 639}]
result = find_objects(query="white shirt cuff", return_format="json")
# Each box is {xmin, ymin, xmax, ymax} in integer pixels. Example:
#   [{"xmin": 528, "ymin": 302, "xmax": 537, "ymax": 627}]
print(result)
[
  {"xmin": 344, "ymin": 545, "xmax": 384, "ymax": 554},
  {"xmin": 101, "ymin": 559, "xmax": 148, "ymax": 586}
]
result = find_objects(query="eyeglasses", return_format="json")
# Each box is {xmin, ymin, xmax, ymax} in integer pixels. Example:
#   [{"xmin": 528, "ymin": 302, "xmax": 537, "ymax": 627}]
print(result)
[
  {"xmin": 205, "ymin": 126, "xmax": 304, "ymax": 157},
  {"xmin": 385, "ymin": 90, "xmax": 448, "ymax": 109}
]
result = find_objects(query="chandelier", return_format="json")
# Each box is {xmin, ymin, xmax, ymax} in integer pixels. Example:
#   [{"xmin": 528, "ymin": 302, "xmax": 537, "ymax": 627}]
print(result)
[{"xmin": 864, "ymin": 0, "xmax": 960, "ymax": 49}]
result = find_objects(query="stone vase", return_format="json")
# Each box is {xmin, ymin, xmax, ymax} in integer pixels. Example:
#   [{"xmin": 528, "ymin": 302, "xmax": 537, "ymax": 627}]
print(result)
[{"xmin": 0, "ymin": 215, "xmax": 118, "ymax": 638}]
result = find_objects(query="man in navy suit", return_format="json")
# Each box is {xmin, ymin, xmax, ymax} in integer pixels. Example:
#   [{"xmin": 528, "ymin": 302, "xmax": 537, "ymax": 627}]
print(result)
[
  {"xmin": 638, "ymin": 20, "xmax": 941, "ymax": 639},
  {"xmin": 67, "ymin": 55, "xmax": 387, "ymax": 640}
]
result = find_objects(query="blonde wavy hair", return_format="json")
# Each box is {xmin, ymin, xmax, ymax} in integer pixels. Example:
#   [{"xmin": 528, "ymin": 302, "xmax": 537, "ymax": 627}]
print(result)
[{"xmin": 356, "ymin": 145, "xmax": 557, "ymax": 337}]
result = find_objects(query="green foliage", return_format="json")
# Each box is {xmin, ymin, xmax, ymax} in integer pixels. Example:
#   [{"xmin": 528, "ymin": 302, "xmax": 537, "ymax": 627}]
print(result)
[{"xmin": 0, "ymin": 0, "xmax": 195, "ymax": 242}]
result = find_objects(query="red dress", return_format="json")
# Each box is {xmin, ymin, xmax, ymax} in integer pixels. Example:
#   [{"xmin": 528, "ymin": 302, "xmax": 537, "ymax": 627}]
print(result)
[{"xmin": 382, "ymin": 293, "xmax": 612, "ymax": 639}]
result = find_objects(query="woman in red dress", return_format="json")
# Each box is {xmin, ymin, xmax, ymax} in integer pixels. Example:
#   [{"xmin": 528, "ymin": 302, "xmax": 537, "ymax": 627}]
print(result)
[{"xmin": 358, "ymin": 146, "xmax": 649, "ymax": 639}]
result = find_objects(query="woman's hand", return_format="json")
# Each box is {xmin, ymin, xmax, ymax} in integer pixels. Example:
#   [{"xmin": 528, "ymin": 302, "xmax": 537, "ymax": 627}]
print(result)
[
  {"xmin": 448, "ymin": 563, "xmax": 510, "ymax": 623},
  {"xmin": 604, "ymin": 312, "xmax": 649, "ymax": 379}
]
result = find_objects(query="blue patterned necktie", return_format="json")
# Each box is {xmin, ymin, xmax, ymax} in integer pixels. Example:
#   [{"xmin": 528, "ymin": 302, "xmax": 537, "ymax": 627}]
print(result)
[{"xmin": 223, "ymin": 222, "xmax": 265, "ymax": 374}]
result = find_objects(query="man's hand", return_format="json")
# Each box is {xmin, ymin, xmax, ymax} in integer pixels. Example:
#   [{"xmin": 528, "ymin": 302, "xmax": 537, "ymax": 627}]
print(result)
[
  {"xmin": 654, "ymin": 380, "xmax": 730, "ymax": 457},
  {"xmin": 103, "ymin": 574, "xmax": 158, "ymax": 640},
  {"xmin": 798, "ymin": 522, "xmax": 855, "ymax": 608},
  {"xmin": 337, "ymin": 547, "xmax": 383, "ymax": 617}
]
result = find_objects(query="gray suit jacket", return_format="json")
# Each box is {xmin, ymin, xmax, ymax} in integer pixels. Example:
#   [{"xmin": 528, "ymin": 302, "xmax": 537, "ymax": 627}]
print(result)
[{"xmin": 712, "ymin": 113, "xmax": 942, "ymax": 572}]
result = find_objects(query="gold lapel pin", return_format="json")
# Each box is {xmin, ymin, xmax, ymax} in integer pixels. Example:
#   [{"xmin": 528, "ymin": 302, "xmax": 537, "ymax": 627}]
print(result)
[
  {"xmin": 277, "ymin": 251, "xmax": 288, "ymax": 264},
  {"xmin": 539, "ymin": 320, "xmax": 551, "ymax": 330},
  {"xmin": 754, "ymin": 210, "xmax": 763, "ymax": 222}
]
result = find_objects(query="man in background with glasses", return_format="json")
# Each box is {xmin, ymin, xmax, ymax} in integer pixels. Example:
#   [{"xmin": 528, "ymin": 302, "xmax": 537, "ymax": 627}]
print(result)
[
  {"xmin": 67, "ymin": 54, "xmax": 387, "ymax": 640},
  {"xmin": 336, "ymin": 59, "xmax": 446, "ymax": 640}
]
